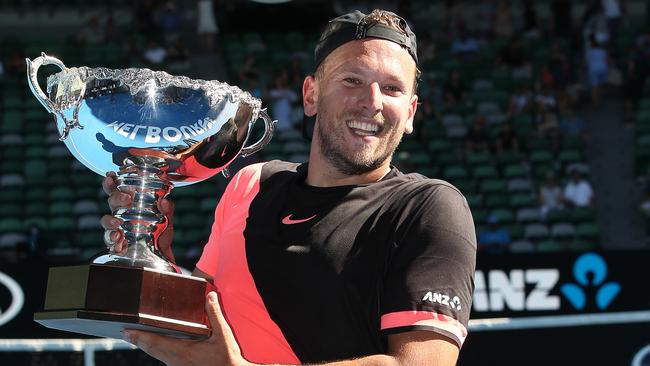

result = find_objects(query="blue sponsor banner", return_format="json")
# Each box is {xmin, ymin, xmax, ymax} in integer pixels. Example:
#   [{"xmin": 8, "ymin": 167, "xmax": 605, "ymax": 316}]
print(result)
[{"xmin": 470, "ymin": 251, "xmax": 650, "ymax": 318}]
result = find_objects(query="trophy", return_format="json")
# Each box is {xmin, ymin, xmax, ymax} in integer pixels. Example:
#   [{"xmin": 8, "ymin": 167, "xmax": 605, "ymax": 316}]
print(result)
[{"xmin": 26, "ymin": 53, "xmax": 275, "ymax": 339}]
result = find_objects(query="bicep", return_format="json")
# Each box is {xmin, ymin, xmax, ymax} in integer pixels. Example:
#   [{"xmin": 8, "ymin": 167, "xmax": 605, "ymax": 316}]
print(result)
[{"xmin": 387, "ymin": 331, "xmax": 459, "ymax": 366}]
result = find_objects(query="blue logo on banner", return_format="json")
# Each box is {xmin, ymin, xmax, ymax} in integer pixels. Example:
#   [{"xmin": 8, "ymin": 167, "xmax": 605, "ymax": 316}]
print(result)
[{"xmin": 561, "ymin": 253, "xmax": 620, "ymax": 310}]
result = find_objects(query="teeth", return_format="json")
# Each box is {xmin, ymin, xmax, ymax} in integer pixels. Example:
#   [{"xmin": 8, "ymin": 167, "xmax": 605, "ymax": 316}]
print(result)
[{"xmin": 347, "ymin": 121, "xmax": 379, "ymax": 133}]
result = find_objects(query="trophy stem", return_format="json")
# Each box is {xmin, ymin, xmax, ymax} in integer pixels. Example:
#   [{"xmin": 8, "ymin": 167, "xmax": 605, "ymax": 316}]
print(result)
[{"xmin": 93, "ymin": 155, "xmax": 179, "ymax": 273}]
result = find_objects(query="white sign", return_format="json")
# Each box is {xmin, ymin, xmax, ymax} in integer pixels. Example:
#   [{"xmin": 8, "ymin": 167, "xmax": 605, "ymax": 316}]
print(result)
[
  {"xmin": 0, "ymin": 271, "xmax": 24, "ymax": 327},
  {"xmin": 473, "ymin": 269, "xmax": 560, "ymax": 312}
]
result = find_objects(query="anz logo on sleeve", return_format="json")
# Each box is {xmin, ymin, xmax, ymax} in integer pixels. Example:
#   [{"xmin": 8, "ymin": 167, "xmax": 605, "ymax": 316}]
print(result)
[{"xmin": 473, "ymin": 252, "xmax": 620, "ymax": 312}]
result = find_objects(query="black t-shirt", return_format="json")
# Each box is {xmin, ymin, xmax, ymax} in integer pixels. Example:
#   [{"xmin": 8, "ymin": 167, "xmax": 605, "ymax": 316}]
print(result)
[{"xmin": 196, "ymin": 161, "xmax": 477, "ymax": 364}]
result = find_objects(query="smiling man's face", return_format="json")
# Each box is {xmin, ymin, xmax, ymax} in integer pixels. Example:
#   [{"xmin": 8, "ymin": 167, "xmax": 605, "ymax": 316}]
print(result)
[{"xmin": 304, "ymin": 38, "xmax": 418, "ymax": 176}]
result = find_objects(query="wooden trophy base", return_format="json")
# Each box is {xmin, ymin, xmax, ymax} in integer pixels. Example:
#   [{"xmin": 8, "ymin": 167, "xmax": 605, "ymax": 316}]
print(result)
[{"xmin": 34, "ymin": 264, "xmax": 212, "ymax": 340}]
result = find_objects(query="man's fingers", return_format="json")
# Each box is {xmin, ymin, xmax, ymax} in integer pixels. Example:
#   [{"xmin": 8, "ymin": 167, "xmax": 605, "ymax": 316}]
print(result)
[
  {"xmin": 206, "ymin": 291, "xmax": 240, "ymax": 352},
  {"xmin": 108, "ymin": 192, "xmax": 132, "ymax": 212},
  {"xmin": 206, "ymin": 292, "xmax": 225, "ymax": 335},
  {"xmin": 123, "ymin": 329, "xmax": 189, "ymax": 364},
  {"xmin": 100, "ymin": 215, "xmax": 122, "ymax": 231},
  {"xmin": 102, "ymin": 228, "xmax": 125, "ymax": 252},
  {"xmin": 102, "ymin": 172, "xmax": 117, "ymax": 195}
]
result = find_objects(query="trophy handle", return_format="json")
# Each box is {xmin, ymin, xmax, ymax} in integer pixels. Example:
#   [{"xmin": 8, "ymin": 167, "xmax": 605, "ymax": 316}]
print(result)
[
  {"xmin": 25, "ymin": 52, "xmax": 66, "ymax": 113},
  {"xmin": 239, "ymin": 109, "xmax": 276, "ymax": 157}
]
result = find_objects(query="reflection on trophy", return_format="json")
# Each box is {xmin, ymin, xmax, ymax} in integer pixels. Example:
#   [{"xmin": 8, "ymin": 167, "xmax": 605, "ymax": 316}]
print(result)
[{"xmin": 25, "ymin": 53, "xmax": 275, "ymax": 339}]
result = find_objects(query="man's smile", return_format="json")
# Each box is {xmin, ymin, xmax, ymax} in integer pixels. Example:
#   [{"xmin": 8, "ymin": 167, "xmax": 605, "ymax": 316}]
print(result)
[{"xmin": 346, "ymin": 120, "xmax": 382, "ymax": 137}]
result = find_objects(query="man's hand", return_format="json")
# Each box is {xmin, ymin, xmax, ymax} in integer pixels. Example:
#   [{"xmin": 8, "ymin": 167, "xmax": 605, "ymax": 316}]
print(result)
[
  {"xmin": 123, "ymin": 291, "xmax": 252, "ymax": 366},
  {"xmin": 100, "ymin": 171, "xmax": 175, "ymax": 261}
]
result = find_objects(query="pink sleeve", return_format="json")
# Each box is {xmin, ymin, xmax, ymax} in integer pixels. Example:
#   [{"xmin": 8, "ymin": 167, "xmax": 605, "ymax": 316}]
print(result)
[{"xmin": 195, "ymin": 163, "xmax": 265, "ymax": 277}]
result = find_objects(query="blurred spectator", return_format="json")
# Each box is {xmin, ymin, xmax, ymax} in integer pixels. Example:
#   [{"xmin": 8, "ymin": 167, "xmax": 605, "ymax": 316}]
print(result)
[
  {"xmin": 28, "ymin": 224, "xmax": 41, "ymax": 255},
  {"xmin": 239, "ymin": 56, "xmax": 264, "ymax": 99},
  {"xmin": 77, "ymin": 15, "xmax": 105, "ymax": 44},
  {"xmin": 143, "ymin": 40, "xmax": 168, "ymax": 66},
  {"xmin": 623, "ymin": 39, "xmax": 649, "ymax": 120},
  {"xmin": 287, "ymin": 56, "xmax": 307, "ymax": 92},
  {"xmin": 416, "ymin": 77, "xmax": 442, "ymax": 135},
  {"xmin": 547, "ymin": 41, "xmax": 572, "ymax": 91},
  {"xmin": 418, "ymin": 98, "xmax": 438, "ymax": 121},
  {"xmin": 243, "ymin": 73, "xmax": 263, "ymax": 99},
  {"xmin": 443, "ymin": 70, "xmax": 467, "ymax": 109},
  {"xmin": 0, "ymin": 59, "xmax": 4, "ymax": 78},
  {"xmin": 522, "ymin": 0, "xmax": 540, "ymax": 38},
  {"xmin": 535, "ymin": 86, "xmax": 559, "ymax": 116},
  {"xmin": 475, "ymin": 2, "xmax": 496, "ymax": 38},
  {"xmin": 465, "ymin": 115, "xmax": 490, "ymax": 152},
  {"xmin": 507, "ymin": 84, "xmax": 533, "ymax": 117},
  {"xmin": 585, "ymin": 36, "xmax": 609, "ymax": 104},
  {"xmin": 268, "ymin": 70, "xmax": 298, "ymax": 131},
  {"xmin": 494, "ymin": 0, "xmax": 514, "ymax": 39},
  {"xmin": 134, "ymin": 0, "xmax": 159, "ymax": 37},
  {"xmin": 497, "ymin": 38, "xmax": 532, "ymax": 80},
  {"xmin": 551, "ymin": 0, "xmax": 573, "ymax": 37},
  {"xmin": 442, "ymin": 0, "xmax": 466, "ymax": 36},
  {"xmin": 238, "ymin": 55, "xmax": 260, "ymax": 83},
  {"xmin": 559, "ymin": 104, "xmax": 587, "ymax": 139},
  {"xmin": 535, "ymin": 87, "xmax": 560, "ymax": 147},
  {"xmin": 602, "ymin": 0, "xmax": 623, "ymax": 41},
  {"xmin": 419, "ymin": 76, "xmax": 443, "ymax": 108},
  {"xmin": 535, "ymin": 87, "xmax": 559, "ymax": 115},
  {"xmin": 539, "ymin": 64, "xmax": 556, "ymax": 90},
  {"xmin": 159, "ymin": 1, "xmax": 182, "ymax": 43},
  {"xmin": 451, "ymin": 27, "xmax": 480, "ymax": 61},
  {"xmin": 495, "ymin": 122, "xmax": 520, "ymax": 154},
  {"xmin": 166, "ymin": 40, "xmax": 191, "ymax": 72},
  {"xmin": 478, "ymin": 215, "xmax": 511, "ymax": 253},
  {"xmin": 564, "ymin": 169, "xmax": 594, "ymax": 208},
  {"xmin": 582, "ymin": 1, "xmax": 610, "ymax": 46},
  {"xmin": 539, "ymin": 171, "xmax": 564, "ymax": 218},
  {"xmin": 197, "ymin": 0, "xmax": 219, "ymax": 51}
]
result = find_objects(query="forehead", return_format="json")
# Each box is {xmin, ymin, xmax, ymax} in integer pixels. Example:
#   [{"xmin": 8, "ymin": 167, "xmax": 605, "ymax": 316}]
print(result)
[{"xmin": 320, "ymin": 38, "xmax": 416, "ymax": 79}]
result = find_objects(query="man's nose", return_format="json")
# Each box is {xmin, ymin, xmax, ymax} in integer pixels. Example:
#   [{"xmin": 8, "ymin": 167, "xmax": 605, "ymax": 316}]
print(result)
[{"xmin": 361, "ymin": 82, "xmax": 383, "ymax": 114}]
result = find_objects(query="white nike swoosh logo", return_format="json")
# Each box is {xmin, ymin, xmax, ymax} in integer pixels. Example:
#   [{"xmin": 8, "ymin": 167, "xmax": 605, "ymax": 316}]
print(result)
[{"xmin": 286, "ymin": 245, "xmax": 311, "ymax": 254}]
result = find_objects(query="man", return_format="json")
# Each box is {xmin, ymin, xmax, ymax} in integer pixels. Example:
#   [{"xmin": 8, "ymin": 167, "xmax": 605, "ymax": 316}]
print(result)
[
  {"xmin": 564, "ymin": 168, "xmax": 594, "ymax": 208},
  {"xmin": 478, "ymin": 215, "xmax": 511, "ymax": 253},
  {"xmin": 102, "ymin": 9, "xmax": 476, "ymax": 366}
]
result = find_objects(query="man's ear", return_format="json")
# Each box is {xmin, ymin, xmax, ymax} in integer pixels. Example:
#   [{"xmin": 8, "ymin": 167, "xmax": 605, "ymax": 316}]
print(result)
[
  {"xmin": 404, "ymin": 93, "xmax": 418, "ymax": 134},
  {"xmin": 303, "ymin": 75, "xmax": 318, "ymax": 117}
]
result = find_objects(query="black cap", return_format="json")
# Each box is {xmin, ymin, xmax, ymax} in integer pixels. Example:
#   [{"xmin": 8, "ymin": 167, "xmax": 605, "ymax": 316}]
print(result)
[{"xmin": 313, "ymin": 10, "xmax": 418, "ymax": 70}]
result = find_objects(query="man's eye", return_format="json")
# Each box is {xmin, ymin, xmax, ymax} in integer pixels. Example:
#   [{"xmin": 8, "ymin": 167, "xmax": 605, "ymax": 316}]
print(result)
[
  {"xmin": 343, "ymin": 78, "xmax": 361, "ymax": 85},
  {"xmin": 384, "ymin": 85, "xmax": 403, "ymax": 93}
]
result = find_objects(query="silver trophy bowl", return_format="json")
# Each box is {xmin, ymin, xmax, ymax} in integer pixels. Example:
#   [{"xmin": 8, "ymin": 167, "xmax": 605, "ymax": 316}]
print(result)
[{"xmin": 26, "ymin": 53, "xmax": 275, "ymax": 273}]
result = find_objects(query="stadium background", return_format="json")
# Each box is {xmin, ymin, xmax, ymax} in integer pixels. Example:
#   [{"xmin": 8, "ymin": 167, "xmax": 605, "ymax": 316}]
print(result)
[{"xmin": 0, "ymin": 0, "xmax": 649, "ymax": 365}]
